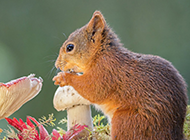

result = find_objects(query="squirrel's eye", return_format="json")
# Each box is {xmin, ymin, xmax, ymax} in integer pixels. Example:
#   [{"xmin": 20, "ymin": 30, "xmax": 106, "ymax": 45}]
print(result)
[{"xmin": 66, "ymin": 44, "xmax": 74, "ymax": 53}]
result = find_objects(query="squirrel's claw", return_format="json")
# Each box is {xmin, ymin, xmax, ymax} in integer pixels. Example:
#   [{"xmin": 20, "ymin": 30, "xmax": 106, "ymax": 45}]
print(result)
[{"xmin": 53, "ymin": 72, "xmax": 66, "ymax": 87}]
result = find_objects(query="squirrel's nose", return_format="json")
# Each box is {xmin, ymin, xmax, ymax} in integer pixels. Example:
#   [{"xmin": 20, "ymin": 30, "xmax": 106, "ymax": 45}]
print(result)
[{"xmin": 55, "ymin": 62, "xmax": 61, "ymax": 70}]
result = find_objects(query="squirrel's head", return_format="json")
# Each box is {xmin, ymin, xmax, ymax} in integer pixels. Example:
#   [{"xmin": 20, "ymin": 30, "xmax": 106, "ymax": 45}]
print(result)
[{"xmin": 55, "ymin": 11, "xmax": 107, "ymax": 74}]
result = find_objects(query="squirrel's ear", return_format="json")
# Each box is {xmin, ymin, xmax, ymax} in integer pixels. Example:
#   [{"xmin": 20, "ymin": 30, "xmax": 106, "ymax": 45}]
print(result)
[{"xmin": 86, "ymin": 11, "xmax": 106, "ymax": 34}]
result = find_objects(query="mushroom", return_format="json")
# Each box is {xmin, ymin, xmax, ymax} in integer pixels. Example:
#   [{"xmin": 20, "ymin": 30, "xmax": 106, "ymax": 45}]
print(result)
[
  {"xmin": 53, "ymin": 86, "xmax": 93, "ymax": 130},
  {"xmin": 0, "ymin": 74, "xmax": 43, "ymax": 120}
]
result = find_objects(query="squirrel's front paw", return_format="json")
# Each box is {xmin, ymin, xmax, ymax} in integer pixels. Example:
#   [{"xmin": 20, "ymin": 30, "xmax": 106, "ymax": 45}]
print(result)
[{"xmin": 53, "ymin": 72, "xmax": 66, "ymax": 87}]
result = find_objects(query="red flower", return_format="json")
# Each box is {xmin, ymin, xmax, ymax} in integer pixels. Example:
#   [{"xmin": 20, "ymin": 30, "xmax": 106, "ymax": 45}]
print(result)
[
  {"xmin": 52, "ymin": 129, "xmax": 62, "ymax": 140},
  {"xmin": 6, "ymin": 116, "xmax": 88, "ymax": 140},
  {"xmin": 6, "ymin": 116, "xmax": 49, "ymax": 140},
  {"xmin": 62, "ymin": 124, "xmax": 88, "ymax": 140}
]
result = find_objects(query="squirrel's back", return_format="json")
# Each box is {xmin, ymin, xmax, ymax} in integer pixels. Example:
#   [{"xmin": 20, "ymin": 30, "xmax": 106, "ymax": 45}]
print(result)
[{"xmin": 91, "ymin": 44, "xmax": 188, "ymax": 139}]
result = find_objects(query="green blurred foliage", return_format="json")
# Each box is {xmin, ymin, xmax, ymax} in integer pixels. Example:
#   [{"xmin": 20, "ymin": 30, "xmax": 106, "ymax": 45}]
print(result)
[
  {"xmin": 184, "ymin": 105, "xmax": 190, "ymax": 139},
  {"xmin": 0, "ymin": 0, "xmax": 190, "ymax": 137}
]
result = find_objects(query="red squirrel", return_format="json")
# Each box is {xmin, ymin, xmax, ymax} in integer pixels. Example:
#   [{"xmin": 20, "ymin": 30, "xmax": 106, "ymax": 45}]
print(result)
[{"xmin": 53, "ymin": 11, "xmax": 188, "ymax": 140}]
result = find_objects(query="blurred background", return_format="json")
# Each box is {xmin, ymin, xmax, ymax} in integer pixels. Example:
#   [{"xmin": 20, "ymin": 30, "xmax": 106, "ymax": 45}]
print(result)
[{"xmin": 0, "ymin": 0, "xmax": 190, "ymax": 137}]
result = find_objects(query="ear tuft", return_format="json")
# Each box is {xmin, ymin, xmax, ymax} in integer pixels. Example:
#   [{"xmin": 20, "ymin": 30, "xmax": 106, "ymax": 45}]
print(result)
[
  {"xmin": 93, "ymin": 10, "xmax": 104, "ymax": 17},
  {"xmin": 87, "ymin": 11, "xmax": 106, "ymax": 34}
]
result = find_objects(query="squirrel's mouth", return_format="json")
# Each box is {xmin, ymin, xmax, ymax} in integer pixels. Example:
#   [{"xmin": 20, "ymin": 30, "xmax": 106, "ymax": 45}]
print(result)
[{"xmin": 65, "ymin": 69, "xmax": 83, "ymax": 76}]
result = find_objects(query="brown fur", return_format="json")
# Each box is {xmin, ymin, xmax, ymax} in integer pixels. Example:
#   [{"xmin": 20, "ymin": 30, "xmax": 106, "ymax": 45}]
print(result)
[{"xmin": 53, "ymin": 11, "xmax": 188, "ymax": 140}]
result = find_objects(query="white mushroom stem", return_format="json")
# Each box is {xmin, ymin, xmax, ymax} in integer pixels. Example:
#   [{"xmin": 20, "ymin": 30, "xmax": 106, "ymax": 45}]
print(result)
[
  {"xmin": 53, "ymin": 86, "xmax": 93, "ymax": 130},
  {"xmin": 0, "ymin": 74, "xmax": 43, "ymax": 120},
  {"xmin": 67, "ymin": 105, "xmax": 93, "ymax": 131}
]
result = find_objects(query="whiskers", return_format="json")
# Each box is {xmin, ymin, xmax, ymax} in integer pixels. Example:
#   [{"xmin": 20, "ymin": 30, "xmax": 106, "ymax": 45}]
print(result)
[
  {"xmin": 47, "ymin": 65, "xmax": 62, "ymax": 79},
  {"xmin": 43, "ymin": 54, "xmax": 59, "ymax": 79},
  {"xmin": 45, "ymin": 33, "xmax": 67, "ymax": 79},
  {"xmin": 62, "ymin": 33, "xmax": 67, "ymax": 39}
]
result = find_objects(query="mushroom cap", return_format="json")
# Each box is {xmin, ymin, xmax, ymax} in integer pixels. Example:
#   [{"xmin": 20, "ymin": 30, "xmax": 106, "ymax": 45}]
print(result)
[
  {"xmin": 0, "ymin": 74, "xmax": 43, "ymax": 119},
  {"xmin": 53, "ymin": 86, "xmax": 91, "ymax": 111}
]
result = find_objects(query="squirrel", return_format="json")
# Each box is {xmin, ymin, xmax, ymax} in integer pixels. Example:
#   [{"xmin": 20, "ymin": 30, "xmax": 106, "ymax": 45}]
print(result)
[{"xmin": 53, "ymin": 11, "xmax": 188, "ymax": 140}]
